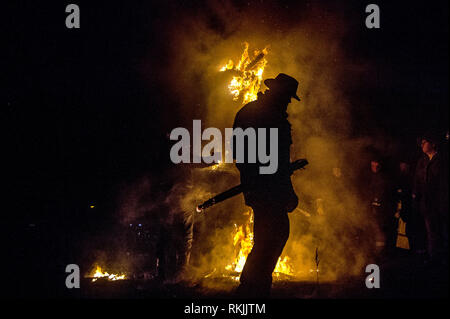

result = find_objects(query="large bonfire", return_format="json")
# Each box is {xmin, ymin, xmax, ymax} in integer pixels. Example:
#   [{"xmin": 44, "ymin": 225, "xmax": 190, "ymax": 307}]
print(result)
[
  {"xmin": 220, "ymin": 42, "xmax": 269, "ymax": 105},
  {"xmin": 220, "ymin": 43, "xmax": 294, "ymax": 278}
]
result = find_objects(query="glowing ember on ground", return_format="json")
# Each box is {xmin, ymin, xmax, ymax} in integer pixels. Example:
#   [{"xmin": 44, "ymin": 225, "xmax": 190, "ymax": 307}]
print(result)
[
  {"xmin": 219, "ymin": 42, "xmax": 269, "ymax": 104},
  {"xmin": 89, "ymin": 266, "xmax": 126, "ymax": 282}
]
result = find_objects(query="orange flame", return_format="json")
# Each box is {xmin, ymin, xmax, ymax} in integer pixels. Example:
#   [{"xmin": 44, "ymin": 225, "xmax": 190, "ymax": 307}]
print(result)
[
  {"xmin": 225, "ymin": 210, "xmax": 294, "ymax": 278},
  {"xmin": 90, "ymin": 265, "xmax": 126, "ymax": 282},
  {"xmin": 219, "ymin": 42, "xmax": 269, "ymax": 104}
]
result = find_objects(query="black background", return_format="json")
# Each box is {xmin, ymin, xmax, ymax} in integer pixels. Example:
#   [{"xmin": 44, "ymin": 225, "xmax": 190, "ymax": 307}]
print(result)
[{"xmin": 4, "ymin": 0, "xmax": 449, "ymax": 299}]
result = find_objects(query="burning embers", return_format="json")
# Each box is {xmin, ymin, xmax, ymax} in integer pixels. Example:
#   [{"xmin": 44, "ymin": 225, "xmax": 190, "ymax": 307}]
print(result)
[
  {"xmin": 219, "ymin": 42, "xmax": 269, "ymax": 104},
  {"xmin": 88, "ymin": 265, "xmax": 126, "ymax": 282},
  {"xmin": 225, "ymin": 210, "xmax": 294, "ymax": 280}
]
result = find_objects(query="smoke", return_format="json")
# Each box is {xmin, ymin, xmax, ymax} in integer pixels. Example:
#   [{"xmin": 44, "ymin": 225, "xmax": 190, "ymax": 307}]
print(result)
[
  {"xmin": 152, "ymin": 0, "xmax": 386, "ymax": 283},
  {"xmin": 109, "ymin": 0, "xmax": 392, "ymax": 286}
]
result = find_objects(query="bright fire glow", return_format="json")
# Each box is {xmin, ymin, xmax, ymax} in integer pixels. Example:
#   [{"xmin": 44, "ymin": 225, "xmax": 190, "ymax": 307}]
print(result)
[
  {"xmin": 90, "ymin": 266, "xmax": 126, "ymax": 282},
  {"xmin": 220, "ymin": 43, "xmax": 293, "ymax": 279},
  {"xmin": 219, "ymin": 42, "xmax": 269, "ymax": 105},
  {"xmin": 225, "ymin": 210, "xmax": 294, "ymax": 278}
]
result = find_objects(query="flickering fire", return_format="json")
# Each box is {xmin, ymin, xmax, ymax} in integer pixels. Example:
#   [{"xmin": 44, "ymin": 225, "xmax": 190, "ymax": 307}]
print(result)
[
  {"xmin": 90, "ymin": 265, "xmax": 126, "ymax": 282},
  {"xmin": 225, "ymin": 210, "xmax": 294, "ymax": 279},
  {"xmin": 209, "ymin": 160, "xmax": 224, "ymax": 170},
  {"xmin": 219, "ymin": 46, "xmax": 294, "ymax": 279},
  {"xmin": 274, "ymin": 255, "xmax": 294, "ymax": 276},
  {"xmin": 219, "ymin": 42, "xmax": 269, "ymax": 104}
]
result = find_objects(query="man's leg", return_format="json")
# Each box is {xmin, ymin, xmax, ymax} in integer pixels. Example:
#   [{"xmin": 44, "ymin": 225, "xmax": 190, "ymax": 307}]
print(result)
[
  {"xmin": 423, "ymin": 211, "xmax": 440, "ymax": 262},
  {"xmin": 238, "ymin": 206, "xmax": 289, "ymax": 297}
]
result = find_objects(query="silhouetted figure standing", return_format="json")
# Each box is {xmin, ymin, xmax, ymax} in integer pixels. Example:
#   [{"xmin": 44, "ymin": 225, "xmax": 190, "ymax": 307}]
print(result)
[
  {"xmin": 365, "ymin": 157, "xmax": 395, "ymax": 256},
  {"xmin": 413, "ymin": 132, "xmax": 448, "ymax": 265},
  {"xmin": 233, "ymin": 73, "xmax": 300, "ymax": 298},
  {"xmin": 154, "ymin": 166, "xmax": 195, "ymax": 283}
]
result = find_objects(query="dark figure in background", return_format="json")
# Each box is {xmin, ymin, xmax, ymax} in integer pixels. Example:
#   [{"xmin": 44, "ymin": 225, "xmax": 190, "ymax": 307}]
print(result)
[
  {"xmin": 233, "ymin": 73, "xmax": 301, "ymax": 298},
  {"xmin": 155, "ymin": 209, "xmax": 194, "ymax": 283},
  {"xmin": 392, "ymin": 161, "xmax": 414, "ymax": 252},
  {"xmin": 365, "ymin": 157, "xmax": 395, "ymax": 256},
  {"xmin": 155, "ymin": 167, "xmax": 195, "ymax": 283},
  {"xmin": 413, "ymin": 132, "xmax": 449, "ymax": 265}
]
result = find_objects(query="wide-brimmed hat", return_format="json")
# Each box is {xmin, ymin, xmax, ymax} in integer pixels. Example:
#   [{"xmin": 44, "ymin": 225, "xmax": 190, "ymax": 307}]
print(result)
[{"xmin": 264, "ymin": 73, "xmax": 300, "ymax": 101}]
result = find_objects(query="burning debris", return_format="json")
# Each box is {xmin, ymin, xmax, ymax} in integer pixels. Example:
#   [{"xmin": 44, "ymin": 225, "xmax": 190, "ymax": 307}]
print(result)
[
  {"xmin": 225, "ymin": 210, "xmax": 255, "ymax": 274},
  {"xmin": 87, "ymin": 28, "xmax": 395, "ymax": 292},
  {"xmin": 88, "ymin": 265, "xmax": 127, "ymax": 282},
  {"xmin": 219, "ymin": 42, "xmax": 269, "ymax": 104},
  {"xmin": 224, "ymin": 209, "xmax": 294, "ymax": 280}
]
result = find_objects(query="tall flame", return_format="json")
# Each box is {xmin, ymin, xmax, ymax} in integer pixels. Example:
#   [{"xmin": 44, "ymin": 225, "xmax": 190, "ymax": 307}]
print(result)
[
  {"xmin": 220, "ymin": 42, "xmax": 269, "ymax": 104},
  {"xmin": 225, "ymin": 210, "xmax": 294, "ymax": 278}
]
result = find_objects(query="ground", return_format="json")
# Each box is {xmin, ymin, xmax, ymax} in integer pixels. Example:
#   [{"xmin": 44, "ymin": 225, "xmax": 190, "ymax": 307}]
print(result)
[{"xmin": 76, "ymin": 253, "xmax": 448, "ymax": 299}]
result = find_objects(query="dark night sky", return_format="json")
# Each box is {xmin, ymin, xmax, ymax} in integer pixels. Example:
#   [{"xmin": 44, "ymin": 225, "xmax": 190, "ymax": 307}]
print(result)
[
  {"xmin": 4, "ymin": 0, "xmax": 448, "ymax": 295},
  {"xmin": 6, "ymin": 0, "xmax": 448, "ymax": 215}
]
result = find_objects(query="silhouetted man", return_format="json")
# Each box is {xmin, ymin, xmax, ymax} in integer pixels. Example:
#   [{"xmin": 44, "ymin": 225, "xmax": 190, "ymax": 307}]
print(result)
[
  {"xmin": 413, "ymin": 132, "xmax": 448, "ymax": 265},
  {"xmin": 232, "ymin": 73, "xmax": 300, "ymax": 298}
]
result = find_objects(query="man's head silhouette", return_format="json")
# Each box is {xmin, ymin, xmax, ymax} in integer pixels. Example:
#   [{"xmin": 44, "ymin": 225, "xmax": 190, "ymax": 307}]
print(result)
[{"xmin": 264, "ymin": 73, "xmax": 300, "ymax": 103}]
